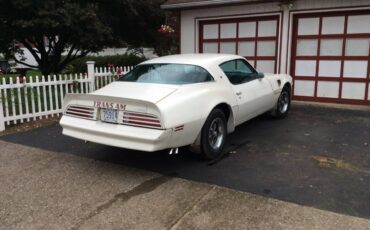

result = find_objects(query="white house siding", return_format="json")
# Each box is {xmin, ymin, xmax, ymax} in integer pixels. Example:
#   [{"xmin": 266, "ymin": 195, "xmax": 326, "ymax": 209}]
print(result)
[
  {"xmin": 179, "ymin": 0, "xmax": 370, "ymax": 105},
  {"xmin": 15, "ymin": 48, "xmax": 156, "ymax": 69}
]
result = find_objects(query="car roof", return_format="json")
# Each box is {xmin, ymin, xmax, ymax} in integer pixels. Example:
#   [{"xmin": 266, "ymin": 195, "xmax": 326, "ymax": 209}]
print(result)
[{"xmin": 141, "ymin": 53, "xmax": 243, "ymax": 68}]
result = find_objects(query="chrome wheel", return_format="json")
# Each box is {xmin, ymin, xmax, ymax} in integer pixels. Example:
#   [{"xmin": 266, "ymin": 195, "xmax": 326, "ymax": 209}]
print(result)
[
  {"xmin": 208, "ymin": 117, "xmax": 225, "ymax": 150},
  {"xmin": 278, "ymin": 91, "xmax": 289, "ymax": 114}
]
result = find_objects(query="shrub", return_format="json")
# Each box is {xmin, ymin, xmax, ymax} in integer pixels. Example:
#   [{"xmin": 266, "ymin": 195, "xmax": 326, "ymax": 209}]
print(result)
[{"xmin": 64, "ymin": 54, "xmax": 146, "ymax": 73}]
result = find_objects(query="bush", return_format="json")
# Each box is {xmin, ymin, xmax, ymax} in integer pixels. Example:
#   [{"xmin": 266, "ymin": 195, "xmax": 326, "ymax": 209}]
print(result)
[{"xmin": 64, "ymin": 54, "xmax": 146, "ymax": 73}]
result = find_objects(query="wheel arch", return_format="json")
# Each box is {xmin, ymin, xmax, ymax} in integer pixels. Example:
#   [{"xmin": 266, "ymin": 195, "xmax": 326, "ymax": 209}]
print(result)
[
  {"xmin": 190, "ymin": 102, "xmax": 235, "ymax": 153},
  {"xmin": 283, "ymin": 82, "xmax": 292, "ymax": 92},
  {"xmin": 212, "ymin": 103, "xmax": 235, "ymax": 134},
  {"xmin": 282, "ymin": 82, "xmax": 292, "ymax": 101}
]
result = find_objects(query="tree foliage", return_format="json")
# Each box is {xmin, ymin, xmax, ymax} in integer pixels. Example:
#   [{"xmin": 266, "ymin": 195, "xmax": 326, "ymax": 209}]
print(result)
[{"xmin": 0, "ymin": 0, "xmax": 165, "ymax": 76}]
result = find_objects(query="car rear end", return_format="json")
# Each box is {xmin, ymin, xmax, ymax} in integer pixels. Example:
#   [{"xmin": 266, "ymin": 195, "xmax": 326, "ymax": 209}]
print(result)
[{"xmin": 60, "ymin": 92, "xmax": 174, "ymax": 152}]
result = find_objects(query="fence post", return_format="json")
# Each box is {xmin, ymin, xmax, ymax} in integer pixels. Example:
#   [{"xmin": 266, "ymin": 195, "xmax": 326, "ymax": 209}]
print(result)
[
  {"xmin": 0, "ymin": 97, "xmax": 5, "ymax": 132},
  {"xmin": 86, "ymin": 61, "xmax": 96, "ymax": 92}
]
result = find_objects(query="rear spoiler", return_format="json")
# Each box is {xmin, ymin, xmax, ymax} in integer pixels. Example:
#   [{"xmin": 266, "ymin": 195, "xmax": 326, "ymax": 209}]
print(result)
[{"xmin": 62, "ymin": 93, "xmax": 160, "ymax": 115}]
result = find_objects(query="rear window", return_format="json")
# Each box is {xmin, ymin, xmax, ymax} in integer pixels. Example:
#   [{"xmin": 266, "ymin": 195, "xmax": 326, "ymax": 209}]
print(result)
[{"xmin": 118, "ymin": 64, "xmax": 213, "ymax": 85}]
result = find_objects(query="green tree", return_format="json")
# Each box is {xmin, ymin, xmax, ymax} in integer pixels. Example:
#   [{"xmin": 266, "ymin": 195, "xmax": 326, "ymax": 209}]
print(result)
[{"xmin": 0, "ymin": 0, "xmax": 165, "ymax": 76}]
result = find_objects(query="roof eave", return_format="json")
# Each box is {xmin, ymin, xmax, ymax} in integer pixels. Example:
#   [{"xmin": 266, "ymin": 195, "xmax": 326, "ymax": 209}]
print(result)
[{"xmin": 161, "ymin": 0, "xmax": 281, "ymax": 10}]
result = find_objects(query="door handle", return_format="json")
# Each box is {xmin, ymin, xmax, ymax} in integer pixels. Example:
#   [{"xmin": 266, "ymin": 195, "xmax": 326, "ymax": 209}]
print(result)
[{"xmin": 236, "ymin": 92, "xmax": 242, "ymax": 96}]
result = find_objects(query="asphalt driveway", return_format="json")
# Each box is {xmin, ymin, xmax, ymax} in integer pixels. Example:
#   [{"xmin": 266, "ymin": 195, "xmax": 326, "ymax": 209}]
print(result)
[{"xmin": 1, "ymin": 104, "xmax": 369, "ymax": 219}]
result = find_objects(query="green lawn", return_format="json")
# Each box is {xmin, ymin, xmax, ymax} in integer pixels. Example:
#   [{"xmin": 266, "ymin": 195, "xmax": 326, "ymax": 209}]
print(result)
[
  {"xmin": 0, "ymin": 69, "xmax": 89, "ymax": 83},
  {"xmin": 0, "ymin": 70, "xmax": 43, "ymax": 83}
]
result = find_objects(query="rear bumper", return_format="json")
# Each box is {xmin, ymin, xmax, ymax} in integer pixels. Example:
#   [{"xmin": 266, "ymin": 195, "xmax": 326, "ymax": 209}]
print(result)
[{"xmin": 60, "ymin": 115, "xmax": 173, "ymax": 152}]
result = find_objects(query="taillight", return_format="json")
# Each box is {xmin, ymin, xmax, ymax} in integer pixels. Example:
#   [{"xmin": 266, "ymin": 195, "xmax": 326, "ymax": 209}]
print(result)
[
  {"xmin": 122, "ymin": 111, "xmax": 162, "ymax": 129},
  {"xmin": 65, "ymin": 104, "xmax": 161, "ymax": 129},
  {"xmin": 65, "ymin": 105, "xmax": 96, "ymax": 120}
]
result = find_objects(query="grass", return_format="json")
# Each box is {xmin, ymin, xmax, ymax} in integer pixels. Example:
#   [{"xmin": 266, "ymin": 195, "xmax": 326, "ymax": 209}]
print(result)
[
  {"xmin": 0, "ymin": 70, "xmax": 43, "ymax": 82},
  {"xmin": 0, "ymin": 70, "xmax": 86, "ymax": 83}
]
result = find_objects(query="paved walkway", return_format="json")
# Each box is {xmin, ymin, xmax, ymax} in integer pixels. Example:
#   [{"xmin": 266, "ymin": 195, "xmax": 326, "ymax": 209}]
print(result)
[{"xmin": 1, "ymin": 140, "xmax": 369, "ymax": 229}]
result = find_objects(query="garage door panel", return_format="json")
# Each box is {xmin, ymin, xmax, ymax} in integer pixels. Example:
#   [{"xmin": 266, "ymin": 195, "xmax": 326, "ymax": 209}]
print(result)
[
  {"xmin": 203, "ymin": 42, "xmax": 218, "ymax": 53},
  {"xmin": 317, "ymin": 81, "xmax": 339, "ymax": 98},
  {"xmin": 257, "ymin": 41, "xmax": 275, "ymax": 56},
  {"xmin": 203, "ymin": 24, "xmax": 218, "ymax": 39},
  {"xmin": 320, "ymin": 39, "xmax": 343, "ymax": 56},
  {"xmin": 345, "ymin": 38, "xmax": 370, "ymax": 56},
  {"xmin": 341, "ymin": 83, "xmax": 366, "ymax": 99},
  {"xmin": 297, "ymin": 39, "xmax": 318, "ymax": 56},
  {"xmin": 293, "ymin": 11, "xmax": 370, "ymax": 104},
  {"xmin": 294, "ymin": 80, "xmax": 315, "ymax": 96},
  {"xmin": 298, "ymin": 18, "xmax": 320, "ymax": 35},
  {"xmin": 322, "ymin": 16, "xmax": 345, "ymax": 34},
  {"xmin": 343, "ymin": 61, "xmax": 368, "ymax": 78},
  {"xmin": 200, "ymin": 15, "xmax": 279, "ymax": 73},
  {"xmin": 258, "ymin": 20, "xmax": 277, "ymax": 37},
  {"xmin": 318, "ymin": 61, "xmax": 341, "ymax": 77},
  {"xmin": 295, "ymin": 60, "xmax": 316, "ymax": 76},
  {"xmin": 238, "ymin": 42, "xmax": 255, "ymax": 56},
  {"xmin": 239, "ymin": 22, "xmax": 256, "ymax": 38},
  {"xmin": 347, "ymin": 15, "xmax": 370, "ymax": 34},
  {"xmin": 220, "ymin": 23, "xmax": 237, "ymax": 38},
  {"xmin": 256, "ymin": 60, "xmax": 274, "ymax": 73},
  {"xmin": 220, "ymin": 42, "xmax": 236, "ymax": 54}
]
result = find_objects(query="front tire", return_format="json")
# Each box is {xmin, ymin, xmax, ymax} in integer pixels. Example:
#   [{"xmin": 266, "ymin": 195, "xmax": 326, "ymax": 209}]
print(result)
[
  {"xmin": 272, "ymin": 86, "xmax": 291, "ymax": 119},
  {"xmin": 200, "ymin": 109, "xmax": 227, "ymax": 160}
]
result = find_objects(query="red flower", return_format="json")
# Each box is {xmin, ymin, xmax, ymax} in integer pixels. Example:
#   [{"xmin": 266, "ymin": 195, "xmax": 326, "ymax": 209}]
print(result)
[
  {"xmin": 18, "ymin": 75, "xmax": 25, "ymax": 83},
  {"xmin": 158, "ymin": 25, "xmax": 175, "ymax": 34}
]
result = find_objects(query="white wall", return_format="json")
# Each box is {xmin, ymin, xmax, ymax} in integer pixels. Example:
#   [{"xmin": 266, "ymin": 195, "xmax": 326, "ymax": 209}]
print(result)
[
  {"xmin": 293, "ymin": 0, "xmax": 370, "ymax": 10},
  {"xmin": 15, "ymin": 47, "xmax": 157, "ymax": 69},
  {"xmin": 90, "ymin": 48, "xmax": 157, "ymax": 59}
]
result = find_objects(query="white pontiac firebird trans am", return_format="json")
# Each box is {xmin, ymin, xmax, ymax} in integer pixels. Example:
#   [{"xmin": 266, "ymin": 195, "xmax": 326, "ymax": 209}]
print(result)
[{"xmin": 60, "ymin": 54, "xmax": 292, "ymax": 159}]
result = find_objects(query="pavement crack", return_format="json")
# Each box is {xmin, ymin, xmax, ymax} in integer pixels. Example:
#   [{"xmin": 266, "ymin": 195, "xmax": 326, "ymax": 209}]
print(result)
[
  {"xmin": 71, "ymin": 174, "xmax": 173, "ymax": 230},
  {"xmin": 168, "ymin": 186, "xmax": 216, "ymax": 230}
]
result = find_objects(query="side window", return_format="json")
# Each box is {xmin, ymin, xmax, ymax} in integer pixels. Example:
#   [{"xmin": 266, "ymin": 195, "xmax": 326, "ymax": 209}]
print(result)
[
  {"xmin": 236, "ymin": 60, "xmax": 254, "ymax": 74},
  {"xmin": 219, "ymin": 59, "xmax": 257, "ymax": 84}
]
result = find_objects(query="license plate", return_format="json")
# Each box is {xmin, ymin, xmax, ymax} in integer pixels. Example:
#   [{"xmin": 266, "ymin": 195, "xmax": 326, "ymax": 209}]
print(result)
[{"xmin": 101, "ymin": 109, "xmax": 118, "ymax": 123}]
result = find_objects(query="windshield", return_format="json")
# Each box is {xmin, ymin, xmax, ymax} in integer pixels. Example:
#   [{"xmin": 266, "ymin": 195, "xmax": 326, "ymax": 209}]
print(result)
[{"xmin": 118, "ymin": 64, "xmax": 213, "ymax": 85}]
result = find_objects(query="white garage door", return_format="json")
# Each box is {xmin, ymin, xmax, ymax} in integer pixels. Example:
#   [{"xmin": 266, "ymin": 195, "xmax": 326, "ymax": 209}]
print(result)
[
  {"xmin": 199, "ymin": 15, "xmax": 280, "ymax": 73},
  {"xmin": 291, "ymin": 11, "xmax": 370, "ymax": 105}
]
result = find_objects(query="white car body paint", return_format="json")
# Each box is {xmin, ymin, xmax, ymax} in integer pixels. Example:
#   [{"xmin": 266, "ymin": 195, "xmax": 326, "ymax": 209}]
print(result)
[{"xmin": 60, "ymin": 54, "xmax": 292, "ymax": 152}]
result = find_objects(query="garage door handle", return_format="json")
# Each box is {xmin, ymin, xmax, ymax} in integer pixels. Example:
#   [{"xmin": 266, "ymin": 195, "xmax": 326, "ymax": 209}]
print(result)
[{"xmin": 236, "ymin": 92, "xmax": 242, "ymax": 96}]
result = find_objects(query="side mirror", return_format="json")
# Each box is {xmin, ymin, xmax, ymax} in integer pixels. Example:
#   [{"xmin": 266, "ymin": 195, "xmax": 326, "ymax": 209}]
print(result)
[{"xmin": 257, "ymin": 72, "xmax": 264, "ymax": 78}]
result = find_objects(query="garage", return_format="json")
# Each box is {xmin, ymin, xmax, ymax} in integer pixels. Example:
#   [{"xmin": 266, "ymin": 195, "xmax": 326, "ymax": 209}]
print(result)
[
  {"xmin": 199, "ymin": 15, "xmax": 280, "ymax": 73},
  {"xmin": 291, "ymin": 11, "xmax": 370, "ymax": 105},
  {"xmin": 162, "ymin": 0, "xmax": 370, "ymax": 106}
]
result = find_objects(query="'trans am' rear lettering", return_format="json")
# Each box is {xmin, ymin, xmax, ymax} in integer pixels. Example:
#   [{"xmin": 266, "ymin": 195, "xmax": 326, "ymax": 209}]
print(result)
[{"xmin": 93, "ymin": 101, "xmax": 126, "ymax": 110}]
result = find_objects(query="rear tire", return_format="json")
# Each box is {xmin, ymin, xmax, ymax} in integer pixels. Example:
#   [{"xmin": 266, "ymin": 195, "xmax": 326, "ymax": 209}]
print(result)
[
  {"xmin": 271, "ymin": 86, "xmax": 291, "ymax": 119},
  {"xmin": 200, "ymin": 109, "xmax": 227, "ymax": 160}
]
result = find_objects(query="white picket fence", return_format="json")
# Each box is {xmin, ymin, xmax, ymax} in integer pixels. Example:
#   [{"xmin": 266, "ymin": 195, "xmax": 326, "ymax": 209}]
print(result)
[{"xmin": 0, "ymin": 62, "xmax": 133, "ymax": 131}]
